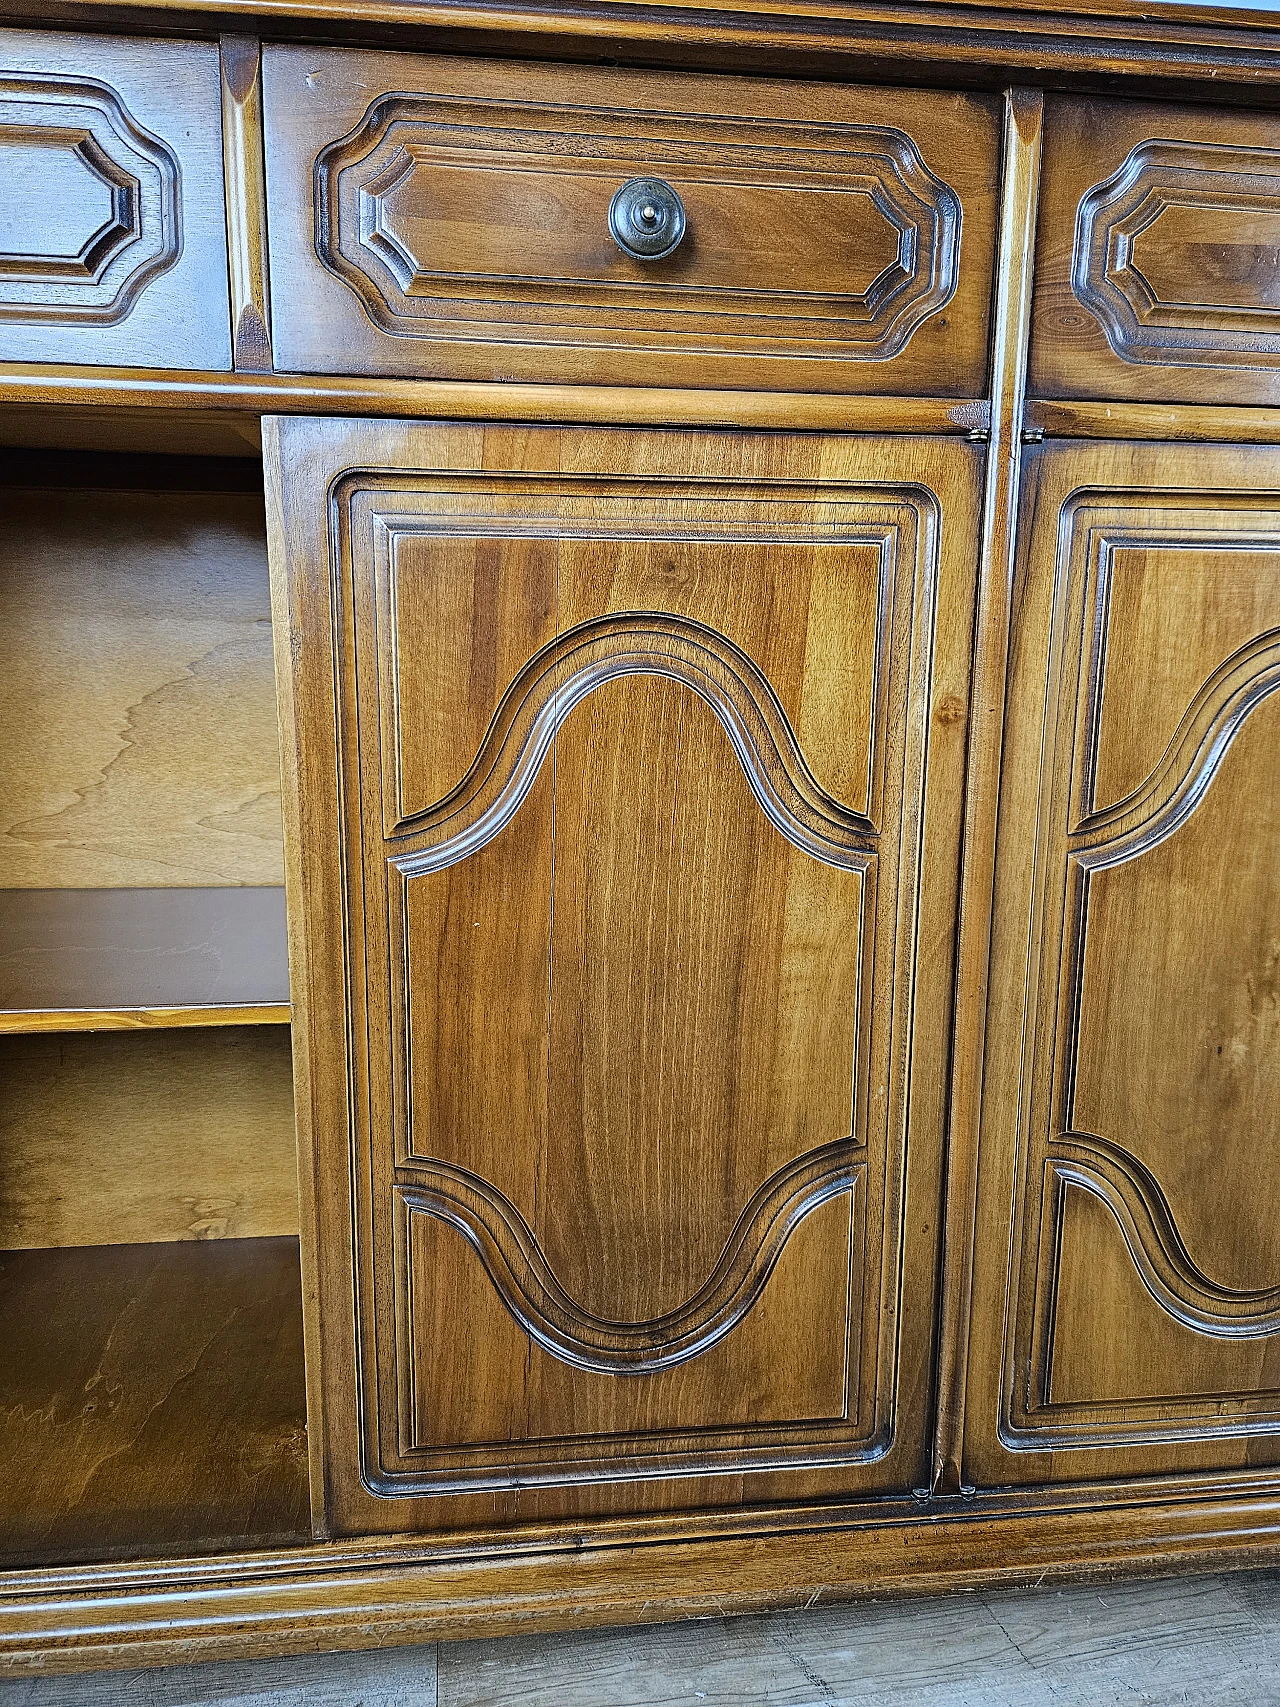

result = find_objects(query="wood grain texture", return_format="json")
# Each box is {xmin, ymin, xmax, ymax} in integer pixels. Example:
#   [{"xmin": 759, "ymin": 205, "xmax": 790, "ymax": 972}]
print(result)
[
  {"xmin": 0, "ymin": 469, "xmax": 283, "ymax": 889},
  {"xmin": 1032, "ymin": 94, "xmax": 1280, "ymax": 406},
  {"xmin": 266, "ymin": 417, "xmax": 980, "ymax": 1537},
  {"xmin": 0, "ymin": 1237, "xmax": 309, "ymax": 1567},
  {"xmin": 0, "ymin": 1025, "xmax": 299, "ymax": 1248},
  {"xmin": 0, "ymin": 29, "xmax": 231, "ymax": 371},
  {"xmin": 0, "ymin": 366, "xmax": 989, "ymax": 434},
  {"xmin": 962, "ymin": 439, "xmax": 1280, "ymax": 1488},
  {"xmin": 1027, "ymin": 398, "xmax": 1280, "ymax": 441},
  {"xmin": 219, "ymin": 35, "xmax": 273, "ymax": 373},
  {"xmin": 0, "ymin": 887, "xmax": 289, "ymax": 1019},
  {"xmin": 263, "ymin": 49, "xmax": 999, "ymax": 396},
  {"xmin": 7, "ymin": 0, "xmax": 1280, "ymax": 102},
  {"xmin": 5, "ymin": 1481, "xmax": 1280, "ymax": 1676},
  {"xmin": 933, "ymin": 86, "xmax": 1042, "ymax": 1498}
]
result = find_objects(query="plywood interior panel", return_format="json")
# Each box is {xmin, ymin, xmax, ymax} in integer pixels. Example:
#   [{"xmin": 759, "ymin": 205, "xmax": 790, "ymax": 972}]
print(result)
[
  {"xmin": 0, "ymin": 457, "xmax": 283, "ymax": 889},
  {"xmin": 0, "ymin": 886, "xmax": 290, "ymax": 1020},
  {"xmin": 0, "ymin": 1027, "xmax": 300, "ymax": 1250},
  {"xmin": 0, "ymin": 1237, "xmax": 309, "ymax": 1567}
]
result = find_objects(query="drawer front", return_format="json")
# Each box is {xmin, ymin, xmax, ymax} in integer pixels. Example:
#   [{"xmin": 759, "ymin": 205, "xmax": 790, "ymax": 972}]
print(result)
[
  {"xmin": 263, "ymin": 50, "xmax": 998, "ymax": 395},
  {"xmin": 1032, "ymin": 95, "xmax": 1280, "ymax": 406},
  {"xmin": 0, "ymin": 29, "xmax": 231, "ymax": 371}
]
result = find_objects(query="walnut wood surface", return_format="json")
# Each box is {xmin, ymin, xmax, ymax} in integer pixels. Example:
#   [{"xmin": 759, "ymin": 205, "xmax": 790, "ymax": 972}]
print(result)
[
  {"xmin": 0, "ymin": 1026, "xmax": 299, "ymax": 1248},
  {"xmin": 1032, "ymin": 94, "xmax": 1280, "ymax": 407},
  {"xmin": 933, "ymin": 86, "xmax": 1043, "ymax": 1497},
  {"xmin": 267, "ymin": 416, "xmax": 980, "ymax": 1536},
  {"xmin": 0, "ymin": 465, "xmax": 283, "ymax": 889},
  {"xmin": 0, "ymin": 29, "xmax": 231, "ymax": 371},
  {"xmin": 0, "ymin": 1237, "xmax": 309, "ymax": 1567},
  {"xmin": 962, "ymin": 439, "xmax": 1280, "ymax": 1486},
  {"xmin": 1027, "ymin": 398, "xmax": 1280, "ymax": 441},
  {"xmin": 0, "ymin": 887, "xmax": 289, "ymax": 1020},
  {"xmin": 263, "ymin": 50, "xmax": 999, "ymax": 396},
  {"xmin": 219, "ymin": 35, "xmax": 273, "ymax": 373}
]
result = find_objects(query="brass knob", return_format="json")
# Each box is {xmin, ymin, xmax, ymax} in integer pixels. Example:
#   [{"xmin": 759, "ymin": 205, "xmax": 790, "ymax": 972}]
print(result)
[{"xmin": 609, "ymin": 177, "xmax": 687, "ymax": 260}]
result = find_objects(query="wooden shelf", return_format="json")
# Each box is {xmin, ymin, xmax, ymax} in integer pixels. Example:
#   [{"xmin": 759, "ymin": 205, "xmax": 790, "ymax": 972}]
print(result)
[
  {"xmin": 0, "ymin": 1237, "xmax": 310, "ymax": 1567},
  {"xmin": 0, "ymin": 889, "xmax": 290, "ymax": 1028},
  {"xmin": 0, "ymin": 1003, "xmax": 291, "ymax": 1034}
]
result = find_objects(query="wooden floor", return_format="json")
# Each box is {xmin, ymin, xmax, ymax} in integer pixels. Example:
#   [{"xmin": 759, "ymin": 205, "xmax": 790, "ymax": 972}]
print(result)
[{"xmin": 3, "ymin": 1569, "xmax": 1280, "ymax": 1704}]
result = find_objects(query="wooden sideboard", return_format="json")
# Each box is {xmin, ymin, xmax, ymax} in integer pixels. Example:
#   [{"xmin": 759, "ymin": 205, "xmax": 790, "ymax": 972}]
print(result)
[{"xmin": 2, "ymin": 0, "xmax": 1280, "ymax": 1675}]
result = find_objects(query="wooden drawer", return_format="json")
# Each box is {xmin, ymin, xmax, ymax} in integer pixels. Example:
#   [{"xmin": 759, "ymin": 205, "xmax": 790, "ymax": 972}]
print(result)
[
  {"xmin": 1032, "ymin": 95, "xmax": 1280, "ymax": 406},
  {"xmin": 0, "ymin": 29, "xmax": 231, "ymax": 371},
  {"xmin": 262, "ymin": 51, "xmax": 999, "ymax": 395}
]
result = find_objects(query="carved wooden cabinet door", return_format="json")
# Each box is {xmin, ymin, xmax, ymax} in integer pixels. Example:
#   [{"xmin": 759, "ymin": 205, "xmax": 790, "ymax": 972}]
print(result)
[
  {"xmin": 266, "ymin": 418, "xmax": 980, "ymax": 1536},
  {"xmin": 960, "ymin": 441, "xmax": 1280, "ymax": 1489}
]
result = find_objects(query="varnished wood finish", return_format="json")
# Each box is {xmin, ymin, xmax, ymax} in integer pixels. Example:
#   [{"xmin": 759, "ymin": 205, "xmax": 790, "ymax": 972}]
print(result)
[
  {"xmin": 1033, "ymin": 95, "xmax": 1280, "ymax": 407},
  {"xmin": 0, "ymin": 887, "xmax": 289, "ymax": 1022},
  {"xmin": 0, "ymin": 366, "xmax": 990, "ymax": 435},
  {"xmin": 962, "ymin": 439, "xmax": 1280, "ymax": 1486},
  {"xmin": 267, "ymin": 417, "xmax": 980, "ymax": 1535},
  {"xmin": 0, "ymin": 29, "xmax": 231, "ymax": 371},
  {"xmin": 220, "ymin": 35, "xmax": 273, "ymax": 373},
  {"xmin": 4, "ymin": 1481, "xmax": 1280, "ymax": 1675},
  {"xmin": 7, "ymin": 0, "xmax": 1280, "ymax": 101},
  {"xmin": 1027, "ymin": 397, "xmax": 1280, "ymax": 442},
  {"xmin": 0, "ymin": 1004, "xmax": 290, "ymax": 1033},
  {"xmin": 0, "ymin": 1026, "xmax": 299, "ymax": 1248},
  {"xmin": 933, "ymin": 85, "xmax": 1042, "ymax": 1497},
  {"xmin": 0, "ymin": 1237, "xmax": 309, "ymax": 1567},
  {"xmin": 0, "ymin": 464, "xmax": 282, "ymax": 890},
  {"xmin": 263, "ymin": 51, "xmax": 999, "ymax": 396}
]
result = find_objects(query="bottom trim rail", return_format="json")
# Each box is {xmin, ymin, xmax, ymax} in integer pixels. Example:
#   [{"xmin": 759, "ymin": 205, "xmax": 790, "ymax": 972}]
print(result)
[{"xmin": 3, "ymin": 1489, "xmax": 1280, "ymax": 1675}]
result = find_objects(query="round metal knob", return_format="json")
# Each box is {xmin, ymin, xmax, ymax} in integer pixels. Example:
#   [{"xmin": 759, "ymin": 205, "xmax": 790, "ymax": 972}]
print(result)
[{"xmin": 609, "ymin": 177, "xmax": 686, "ymax": 260}]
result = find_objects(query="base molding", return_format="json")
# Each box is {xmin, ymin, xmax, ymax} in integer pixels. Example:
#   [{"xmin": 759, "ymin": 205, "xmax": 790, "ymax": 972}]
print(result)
[{"xmin": 4, "ymin": 1487, "xmax": 1280, "ymax": 1675}]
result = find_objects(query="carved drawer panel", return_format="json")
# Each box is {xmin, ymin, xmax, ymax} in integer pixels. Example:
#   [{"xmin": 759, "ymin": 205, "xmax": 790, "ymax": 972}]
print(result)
[
  {"xmin": 266, "ymin": 419, "xmax": 980, "ymax": 1535},
  {"xmin": 962, "ymin": 441, "xmax": 1280, "ymax": 1488},
  {"xmin": 262, "ymin": 49, "xmax": 998, "ymax": 394},
  {"xmin": 1033, "ymin": 95, "xmax": 1280, "ymax": 405},
  {"xmin": 0, "ymin": 29, "xmax": 231, "ymax": 370}
]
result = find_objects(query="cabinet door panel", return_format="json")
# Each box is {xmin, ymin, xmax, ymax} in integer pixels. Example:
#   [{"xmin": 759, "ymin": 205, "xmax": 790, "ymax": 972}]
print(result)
[
  {"xmin": 267, "ymin": 419, "xmax": 979, "ymax": 1535},
  {"xmin": 962, "ymin": 442, "xmax": 1280, "ymax": 1487}
]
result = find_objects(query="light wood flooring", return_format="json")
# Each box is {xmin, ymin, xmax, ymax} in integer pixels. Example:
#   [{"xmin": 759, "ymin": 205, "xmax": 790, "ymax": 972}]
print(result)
[{"xmin": 3, "ymin": 1569, "xmax": 1280, "ymax": 1704}]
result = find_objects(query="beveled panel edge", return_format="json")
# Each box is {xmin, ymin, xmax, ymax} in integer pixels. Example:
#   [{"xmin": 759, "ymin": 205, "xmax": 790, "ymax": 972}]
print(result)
[
  {"xmin": 4, "ymin": 1483, "xmax": 1280, "ymax": 1675},
  {"xmin": 0, "ymin": 364, "xmax": 990, "ymax": 433}
]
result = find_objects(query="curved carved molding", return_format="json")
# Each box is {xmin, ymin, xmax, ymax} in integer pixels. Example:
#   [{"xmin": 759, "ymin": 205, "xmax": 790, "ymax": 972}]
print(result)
[
  {"xmin": 0, "ymin": 74, "xmax": 180, "ymax": 324},
  {"xmin": 389, "ymin": 612, "xmax": 878, "ymax": 877},
  {"xmin": 1071, "ymin": 627, "xmax": 1280, "ymax": 868},
  {"xmin": 1074, "ymin": 139, "xmax": 1280, "ymax": 368},
  {"xmin": 315, "ymin": 93, "xmax": 961, "ymax": 359},
  {"xmin": 397, "ymin": 1138, "xmax": 862, "ymax": 1373},
  {"xmin": 1051, "ymin": 1134, "xmax": 1280, "ymax": 1339}
]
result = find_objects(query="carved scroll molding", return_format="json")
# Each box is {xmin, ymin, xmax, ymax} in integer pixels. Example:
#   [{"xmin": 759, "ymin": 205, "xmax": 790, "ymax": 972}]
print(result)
[
  {"xmin": 0, "ymin": 74, "xmax": 180, "ymax": 324},
  {"xmin": 1072, "ymin": 627, "xmax": 1280, "ymax": 868},
  {"xmin": 315, "ymin": 94, "xmax": 961, "ymax": 359},
  {"xmin": 388, "ymin": 612, "xmax": 879, "ymax": 878},
  {"xmin": 1074, "ymin": 139, "xmax": 1280, "ymax": 368},
  {"xmin": 1002, "ymin": 494, "xmax": 1280, "ymax": 1449},
  {"xmin": 1048, "ymin": 1136, "xmax": 1280, "ymax": 1341},
  {"xmin": 395, "ymin": 1139, "xmax": 862, "ymax": 1378}
]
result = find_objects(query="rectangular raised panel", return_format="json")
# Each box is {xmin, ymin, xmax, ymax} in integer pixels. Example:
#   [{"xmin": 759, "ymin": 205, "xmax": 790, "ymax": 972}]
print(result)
[
  {"xmin": 1033, "ymin": 96, "xmax": 1280, "ymax": 406},
  {"xmin": 0, "ymin": 29, "xmax": 231, "ymax": 369},
  {"xmin": 962, "ymin": 443, "xmax": 1280, "ymax": 1489},
  {"xmin": 268, "ymin": 419, "xmax": 980, "ymax": 1535},
  {"xmin": 262, "ymin": 50, "xmax": 998, "ymax": 395}
]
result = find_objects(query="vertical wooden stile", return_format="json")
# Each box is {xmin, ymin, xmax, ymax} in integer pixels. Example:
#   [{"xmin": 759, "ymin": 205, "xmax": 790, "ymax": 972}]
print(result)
[{"xmin": 932, "ymin": 86, "xmax": 1043, "ymax": 1495}]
